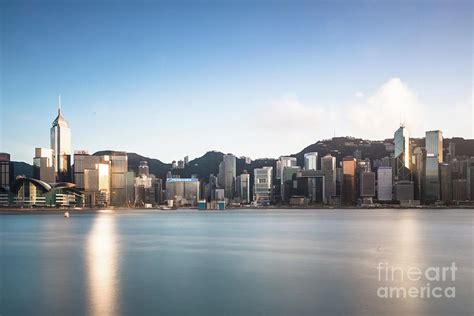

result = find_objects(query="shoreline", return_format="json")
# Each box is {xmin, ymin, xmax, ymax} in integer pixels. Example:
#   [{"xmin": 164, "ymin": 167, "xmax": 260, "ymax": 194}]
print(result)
[{"xmin": 0, "ymin": 205, "xmax": 473, "ymax": 214}]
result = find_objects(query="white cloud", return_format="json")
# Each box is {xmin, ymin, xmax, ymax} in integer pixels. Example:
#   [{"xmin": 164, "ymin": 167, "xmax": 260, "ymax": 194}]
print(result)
[
  {"xmin": 348, "ymin": 78, "xmax": 425, "ymax": 139},
  {"xmin": 244, "ymin": 77, "xmax": 471, "ymax": 159}
]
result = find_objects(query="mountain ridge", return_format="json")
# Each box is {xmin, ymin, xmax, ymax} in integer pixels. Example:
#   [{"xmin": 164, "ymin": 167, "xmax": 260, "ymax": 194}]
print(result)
[{"xmin": 11, "ymin": 137, "xmax": 474, "ymax": 181}]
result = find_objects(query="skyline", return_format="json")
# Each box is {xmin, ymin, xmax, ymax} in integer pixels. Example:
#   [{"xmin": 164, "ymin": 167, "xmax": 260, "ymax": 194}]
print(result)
[{"xmin": 1, "ymin": 1, "xmax": 473, "ymax": 163}]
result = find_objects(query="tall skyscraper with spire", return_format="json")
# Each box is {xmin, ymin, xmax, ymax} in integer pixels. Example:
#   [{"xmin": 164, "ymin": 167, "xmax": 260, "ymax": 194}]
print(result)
[{"xmin": 50, "ymin": 96, "xmax": 72, "ymax": 182}]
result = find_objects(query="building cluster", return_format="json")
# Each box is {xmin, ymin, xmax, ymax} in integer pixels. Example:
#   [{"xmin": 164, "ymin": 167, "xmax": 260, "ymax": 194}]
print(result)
[{"xmin": 0, "ymin": 104, "xmax": 473, "ymax": 209}]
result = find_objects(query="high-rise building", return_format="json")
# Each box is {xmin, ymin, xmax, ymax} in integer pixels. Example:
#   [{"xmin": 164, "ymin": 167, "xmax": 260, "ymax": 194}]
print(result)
[
  {"xmin": 33, "ymin": 148, "xmax": 55, "ymax": 183},
  {"xmin": 50, "ymin": 99, "xmax": 72, "ymax": 182},
  {"xmin": 360, "ymin": 171, "xmax": 375, "ymax": 197},
  {"xmin": 74, "ymin": 152, "xmax": 112, "ymax": 206},
  {"xmin": 222, "ymin": 154, "xmax": 236, "ymax": 199},
  {"xmin": 0, "ymin": 153, "xmax": 11, "ymax": 191},
  {"xmin": 304, "ymin": 152, "xmax": 318, "ymax": 171},
  {"xmin": 377, "ymin": 167, "xmax": 392, "ymax": 201},
  {"xmin": 452, "ymin": 179, "xmax": 468, "ymax": 201},
  {"xmin": 254, "ymin": 167, "xmax": 272, "ymax": 205},
  {"xmin": 165, "ymin": 178, "xmax": 200, "ymax": 206},
  {"xmin": 276, "ymin": 156, "xmax": 297, "ymax": 180},
  {"xmin": 394, "ymin": 124, "xmax": 411, "ymax": 181},
  {"xmin": 412, "ymin": 147, "xmax": 426, "ymax": 201},
  {"xmin": 281, "ymin": 166, "xmax": 300, "ymax": 202},
  {"xmin": 277, "ymin": 156, "xmax": 297, "ymax": 199},
  {"xmin": 342, "ymin": 156, "xmax": 357, "ymax": 204},
  {"xmin": 321, "ymin": 154, "xmax": 336, "ymax": 203},
  {"xmin": 110, "ymin": 152, "xmax": 128, "ymax": 206},
  {"xmin": 236, "ymin": 171, "xmax": 250, "ymax": 204},
  {"xmin": 440, "ymin": 163, "xmax": 452, "ymax": 203},
  {"xmin": 395, "ymin": 181, "xmax": 414, "ymax": 201},
  {"xmin": 468, "ymin": 157, "xmax": 474, "ymax": 201},
  {"xmin": 425, "ymin": 130, "xmax": 443, "ymax": 202}
]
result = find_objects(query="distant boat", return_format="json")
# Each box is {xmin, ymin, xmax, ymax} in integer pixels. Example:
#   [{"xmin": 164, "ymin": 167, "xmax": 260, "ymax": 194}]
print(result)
[{"xmin": 64, "ymin": 211, "xmax": 70, "ymax": 218}]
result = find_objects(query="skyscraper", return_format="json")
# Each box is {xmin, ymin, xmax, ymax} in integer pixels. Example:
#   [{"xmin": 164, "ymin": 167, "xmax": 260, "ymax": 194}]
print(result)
[
  {"xmin": 110, "ymin": 151, "xmax": 128, "ymax": 206},
  {"xmin": 377, "ymin": 167, "xmax": 392, "ymax": 201},
  {"xmin": 304, "ymin": 152, "xmax": 318, "ymax": 171},
  {"xmin": 222, "ymin": 154, "xmax": 236, "ymax": 199},
  {"xmin": 50, "ymin": 98, "xmax": 72, "ymax": 182},
  {"xmin": 440, "ymin": 163, "xmax": 452, "ymax": 203},
  {"xmin": 321, "ymin": 154, "xmax": 336, "ymax": 203},
  {"xmin": 394, "ymin": 124, "xmax": 411, "ymax": 180},
  {"xmin": 425, "ymin": 130, "xmax": 443, "ymax": 202},
  {"xmin": 360, "ymin": 171, "xmax": 375, "ymax": 197},
  {"xmin": 236, "ymin": 171, "xmax": 250, "ymax": 204},
  {"xmin": 342, "ymin": 156, "xmax": 357, "ymax": 204},
  {"xmin": 0, "ymin": 153, "xmax": 11, "ymax": 191}
]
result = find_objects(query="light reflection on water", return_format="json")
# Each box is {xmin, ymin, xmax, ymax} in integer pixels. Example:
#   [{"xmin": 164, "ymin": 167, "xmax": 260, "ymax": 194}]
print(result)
[
  {"xmin": 0, "ymin": 209, "xmax": 472, "ymax": 315},
  {"xmin": 86, "ymin": 215, "xmax": 119, "ymax": 316}
]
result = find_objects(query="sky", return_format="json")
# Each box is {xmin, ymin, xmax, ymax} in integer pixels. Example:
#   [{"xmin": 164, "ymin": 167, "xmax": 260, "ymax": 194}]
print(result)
[{"xmin": 1, "ymin": 0, "xmax": 472, "ymax": 163}]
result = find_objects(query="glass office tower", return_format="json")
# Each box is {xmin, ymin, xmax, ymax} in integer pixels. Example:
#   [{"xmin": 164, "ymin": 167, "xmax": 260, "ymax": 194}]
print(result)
[
  {"xmin": 425, "ymin": 130, "xmax": 443, "ymax": 202},
  {"xmin": 50, "ymin": 104, "xmax": 72, "ymax": 182}
]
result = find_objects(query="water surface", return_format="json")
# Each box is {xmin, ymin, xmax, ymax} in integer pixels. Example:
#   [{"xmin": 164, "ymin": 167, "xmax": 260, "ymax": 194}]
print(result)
[{"xmin": 1, "ymin": 209, "xmax": 473, "ymax": 315}]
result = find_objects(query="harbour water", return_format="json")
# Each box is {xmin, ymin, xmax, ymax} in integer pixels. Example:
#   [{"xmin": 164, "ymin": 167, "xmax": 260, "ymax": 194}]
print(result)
[{"xmin": 0, "ymin": 209, "xmax": 472, "ymax": 315}]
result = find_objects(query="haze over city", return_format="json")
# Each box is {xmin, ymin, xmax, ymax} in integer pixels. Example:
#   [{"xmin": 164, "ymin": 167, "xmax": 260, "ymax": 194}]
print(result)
[{"xmin": 1, "ymin": 1, "xmax": 472, "ymax": 163}]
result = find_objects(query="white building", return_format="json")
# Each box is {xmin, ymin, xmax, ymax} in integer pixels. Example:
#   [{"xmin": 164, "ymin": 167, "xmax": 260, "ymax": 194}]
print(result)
[
  {"xmin": 50, "ymin": 99, "xmax": 71, "ymax": 181},
  {"xmin": 304, "ymin": 152, "xmax": 318, "ymax": 171},
  {"xmin": 377, "ymin": 167, "xmax": 393, "ymax": 201},
  {"xmin": 254, "ymin": 167, "xmax": 273, "ymax": 205},
  {"xmin": 33, "ymin": 147, "xmax": 55, "ymax": 183}
]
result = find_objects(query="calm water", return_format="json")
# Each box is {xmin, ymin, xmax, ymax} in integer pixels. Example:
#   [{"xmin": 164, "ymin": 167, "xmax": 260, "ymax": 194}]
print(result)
[{"xmin": 0, "ymin": 209, "xmax": 473, "ymax": 315}]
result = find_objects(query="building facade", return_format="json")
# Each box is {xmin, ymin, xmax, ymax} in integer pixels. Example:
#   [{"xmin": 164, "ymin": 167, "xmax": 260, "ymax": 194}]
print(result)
[
  {"xmin": 254, "ymin": 167, "xmax": 272, "ymax": 205},
  {"xmin": 50, "ymin": 103, "xmax": 72, "ymax": 182}
]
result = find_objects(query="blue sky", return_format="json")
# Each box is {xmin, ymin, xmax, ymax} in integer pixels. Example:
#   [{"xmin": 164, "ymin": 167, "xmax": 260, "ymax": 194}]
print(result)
[{"xmin": 1, "ymin": 0, "xmax": 472, "ymax": 163}]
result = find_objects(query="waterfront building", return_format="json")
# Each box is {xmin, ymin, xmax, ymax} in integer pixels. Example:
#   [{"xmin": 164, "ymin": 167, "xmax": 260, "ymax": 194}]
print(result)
[
  {"xmin": 360, "ymin": 171, "xmax": 375, "ymax": 197},
  {"xmin": 254, "ymin": 166, "xmax": 272, "ymax": 205},
  {"xmin": 0, "ymin": 153, "xmax": 12, "ymax": 205},
  {"xmin": 377, "ymin": 167, "xmax": 392, "ymax": 201},
  {"xmin": 282, "ymin": 166, "xmax": 300, "ymax": 202},
  {"xmin": 321, "ymin": 154, "xmax": 336, "ymax": 203},
  {"xmin": 222, "ymin": 154, "xmax": 236, "ymax": 199},
  {"xmin": 395, "ymin": 181, "xmax": 414, "ymax": 202},
  {"xmin": 50, "ymin": 99, "xmax": 72, "ymax": 182},
  {"xmin": 412, "ymin": 147, "xmax": 426, "ymax": 201},
  {"xmin": 342, "ymin": 156, "xmax": 357, "ymax": 205},
  {"xmin": 440, "ymin": 163, "xmax": 452, "ymax": 203},
  {"xmin": 304, "ymin": 152, "xmax": 318, "ymax": 171},
  {"xmin": 110, "ymin": 151, "xmax": 128, "ymax": 206},
  {"xmin": 236, "ymin": 171, "xmax": 250, "ymax": 204},
  {"xmin": 297, "ymin": 170, "xmax": 325, "ymax": 203},
  {"xmin": 73, "ymin": 150, "xmax": 100, "ymax": 189},
  {"xmin": 452, "ymin": 179, "xmax": 468, "ymax": 201},
  {"xmin": 125, "ymin": 171, "xmax": 135, "ymax": 205},
  {"xmin": 469, "ymin": 157, "xmax": 474, "ymax": 200},
  {"xmin": 134, "ymin": 163, "xmax": 155, "ymax": 206},
  {"xmin": 277, "ymin": 156, "xmax": 297, "ymax": 199},
  {"xmin": 425, "ymin": 130, "xmax": 443, "ymax": 202},
  {"xmin": 165, "ymin": 178, "xmax": 200, "ymax": 206},
  {"xmin": 394, "ymin": 124, "xmax": 411, "ymax": 178},
  {"xmin": 33, "ymin": 148, "xmax": 55, "ymax": 184}
]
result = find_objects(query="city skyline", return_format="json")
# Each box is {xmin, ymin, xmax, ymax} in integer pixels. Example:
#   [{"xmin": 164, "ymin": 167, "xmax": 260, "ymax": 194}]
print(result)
[{"xmin": 1, "ymin": 1, "xmax": 473, "ymax": 163}]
